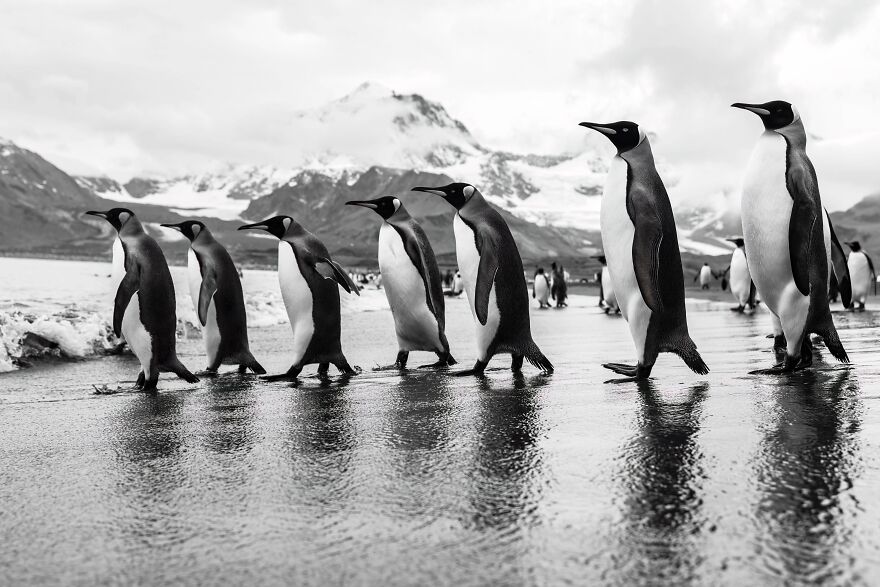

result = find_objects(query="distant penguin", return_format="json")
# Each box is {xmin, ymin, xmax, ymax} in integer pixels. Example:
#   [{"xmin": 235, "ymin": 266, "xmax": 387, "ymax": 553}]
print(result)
[
  {"xmin": 161, "ymin": 220, "xmax": 265, "ymax": 375},
  {"xmin": 725, "ymin": 237, "xmax": 757, "ymax": 312},
  {"xmin": 826, "ymin": 210, "xmax": 852, "ymax": 308},
  {"xmin": 345, "ymin": 196, "xmax": 456, "ymax": 370},
  {"xmin": 412, "ymin": 183, "xmax": 553, "ymax": 375},
  {"xmin": 732, "ymin": 100, "xmax": 848, "ymax": 372},
  {"xmin": 238, "ymin": 216, "xmax": 359, "ymax": 381},
  {"xmin": 533, "ymin": 268, "xmax": 551, "ymax": 308},
  {"xmin": 580, "ymin": 120, "xmax": 708, "ymax": 379},
  {"xmin": 85, "ymin": 208, "xmax": 199, "ymax": 391},
  {"xmin": 694, "ymin": 263, "xmax": 713, "ymax": 290},
  {"xmin": 844, "ymin": 240, "xmax": 875, "ymax": 311},
  {"xmin": 592, "ymin": 254, "xmax": 619, "ymax": 314}
]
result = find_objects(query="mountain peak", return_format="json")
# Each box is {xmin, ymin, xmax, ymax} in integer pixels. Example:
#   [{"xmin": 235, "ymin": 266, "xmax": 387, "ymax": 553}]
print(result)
[{"xmin": 340, "ymin": 81, "xmax": 394, "ymax": 102}]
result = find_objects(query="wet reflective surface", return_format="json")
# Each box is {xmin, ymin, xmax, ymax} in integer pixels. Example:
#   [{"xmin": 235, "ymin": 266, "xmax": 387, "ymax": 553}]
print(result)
[{"xmin": 2, "ymin": 297, "xmax": 880, "ymax": 585}]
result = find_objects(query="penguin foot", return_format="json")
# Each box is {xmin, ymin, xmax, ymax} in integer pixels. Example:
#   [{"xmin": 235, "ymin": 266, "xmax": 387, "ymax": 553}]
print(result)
[
  {"xmin": 602, "ymin": 363, "xmax": 651, "ymax": 379},
  {"xmin": 453, "ymin": 360, "xmax": 488, "ymax": 377},
  {"xmin": 749, "ymin": 357, "xmax": 805, "ymax": 375},
  {"xmin": 417, "ymin": 361, "xmax": 450, "ymax": 370},
  {"xmin": 196, "ymin": 369, "xmax": 220, "ymax": 377},
  {"xmin": 452, "ymin": 369, "xmax": 485, "ymax": 377},
  {"xmin": 261, "ymin": 373, "xmax": 299, "ymax": 382},
  {"xmin": 372, "ymin": 363, "xmax": 406, "ymax": 372},
  {"xmin": 730, "ymin": 305, "xmax": 745, "ymax": 313}
]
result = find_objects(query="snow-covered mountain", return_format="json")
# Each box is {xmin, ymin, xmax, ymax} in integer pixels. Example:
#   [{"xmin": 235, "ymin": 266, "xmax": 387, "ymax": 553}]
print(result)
[{"xmin": 68, "ymin": 82, "xmax": 735, "ymax": 255}]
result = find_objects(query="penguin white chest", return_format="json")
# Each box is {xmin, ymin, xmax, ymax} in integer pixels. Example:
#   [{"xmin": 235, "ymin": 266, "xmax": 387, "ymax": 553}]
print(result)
[
  {"xmin": 453, "ymin": 214, "xmax": 500, "ymax": 359},
  {"xmin": 600, "ymin": 156, "xmax": 652, "ymax": 361},
  {"xmin": 277, "ymin": 241, "xmax": 314, "ymax": 364},
  {"xmin": 111, "ymin": 238, "xmax": 126, "ymax": 295},
  {"xmin": 378, "ymin": 223, "xmax": 442, "ymax": 351},
  {"xmin": 740, "ymin": 132, "xmax": 800, "ymax": 312},
  {"xmin": 729, "ymin": 248, "xmax": 751, "ymax": 304},
  {"xmin": 187, "ymin": 249, "xmax": 220, "ymax": 364},
  {"xmin": 849, "ymin": 251, "xmax": 871, "ymax": 302}
]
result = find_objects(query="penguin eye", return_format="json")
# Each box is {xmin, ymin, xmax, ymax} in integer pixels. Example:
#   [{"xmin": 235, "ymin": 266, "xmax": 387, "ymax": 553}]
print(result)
[{"xmin": 622, "ymin": 128, "xmax": 629, "ymax": 133}]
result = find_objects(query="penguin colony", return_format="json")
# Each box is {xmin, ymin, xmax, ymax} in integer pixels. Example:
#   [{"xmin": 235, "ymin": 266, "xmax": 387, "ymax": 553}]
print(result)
[{"xmin": 86, "ymin": 99, "xmax": 866, "ymax": 389}]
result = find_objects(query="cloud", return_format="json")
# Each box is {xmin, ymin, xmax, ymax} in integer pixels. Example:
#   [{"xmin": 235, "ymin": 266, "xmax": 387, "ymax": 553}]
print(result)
[{"xmin": 0, "ymin": 0, "xmax": 877, "ymax": 212}]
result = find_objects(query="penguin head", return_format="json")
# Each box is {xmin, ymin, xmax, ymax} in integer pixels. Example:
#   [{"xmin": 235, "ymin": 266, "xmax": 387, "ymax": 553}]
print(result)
[
  {"xmin": 345, "ymin": 196, "xmax": 402, "ymax": 220},
  {"xmin": 411, "ymin": 183, "xmax": 477, "ymax": 209},
  {"xmin": 578, "ymin": 121, "xmax": 644, "ymax": 153},
  {"xmin": 238, "ymin": 216, "xmax": 295, "ymax": 239},
  {"xmin": 730, "ymin": 100, "xmax": 799, "ymax": 130},
  {"xmin": 160, "ymin": 220, "xmax": 207, "ymax": 242},
  {"xmin": 725, "ymin": 237, "xmax": 745, "ymax": 248},
  {"xmin": 85, "ymin": 208, "xmax": 136, "ymax": 232},
  {"xmin": 845, "ymin": 240, "xmax": 862, "ymax": 252}
]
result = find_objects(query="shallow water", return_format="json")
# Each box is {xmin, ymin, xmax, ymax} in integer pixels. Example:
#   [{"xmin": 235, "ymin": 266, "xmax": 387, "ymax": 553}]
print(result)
[{"xmin": 2, "ymin": 259, "xmax": 880, "ymax": 585}]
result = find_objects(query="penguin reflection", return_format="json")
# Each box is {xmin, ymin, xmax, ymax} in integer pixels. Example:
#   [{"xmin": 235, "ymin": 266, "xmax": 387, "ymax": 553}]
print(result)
[
  {"xmin": 611, "ymin": 381, "xmax": 708, "ymax": 584},
  {"xmin": 111, "ymin": 393, "xmax": 188, "ymax": 545},
  {"xmin": 752, "ymin": 371, "xmax": 862, "ymax": 582},
  {"xmin": 284, "ymin": 381, "xmax": 356, "ymax": 509},
  {"xmin": 200, "ymin": 375, "xmax": 259, "ymax": 457},
  {"xmin": 466, "ymin": 374, "xmax": 548, "ymax": 532}
]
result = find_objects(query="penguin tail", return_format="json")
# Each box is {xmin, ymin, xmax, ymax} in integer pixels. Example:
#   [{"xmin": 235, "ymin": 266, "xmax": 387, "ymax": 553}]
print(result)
[
  {"xmin": 666, "ymin": 335, "xmax": 710, "ymax": 375},
  {"xmin": 524, "ymin": 341, "xmax": 554, "ymax": 374},
  {"xmin": 164, "ymin": 357, "xmax": 200, "ymax": 383},
  {"xmin": 816, "ymin": 318, "xmax": 850, "ymax": 364},
  {"xmin": 241, "ymin": 350, "xmax": 266, "ymax": 375},
  {"xmin": 445, "ymin": 353, "xmax": 457, "ymax": 366}
]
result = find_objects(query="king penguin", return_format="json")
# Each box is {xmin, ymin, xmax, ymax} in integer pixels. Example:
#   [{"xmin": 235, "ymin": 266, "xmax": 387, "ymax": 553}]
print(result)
[
  {"xmin": 579, "ymin": 121, "xmax": 708, "ymax": 379},
  {"xmin": 85, "ymin": 208, "xmax": 199, "ymax": 391},
  {"xmin": 592, "ymin": 254, "xmax": 619, "ymax": 314},
  {"xmin": 161, "ymin": 220, "xmax": 265, "ymax": 375},
  {"xmin": 826, "ymin": 209, "xmax": 852, "ymax": 308},
  {"xmin": 725, "ymin": 237, "xmax": 757, "ymax": 312},
  {"xmin": 732, "ymin": 100, "xmax": 848, "ymax": 372},
  {"xmin": 844, "ymin": 240, "xmax": 874, "ymax": 311},
  {"xmin": 411, "ymin": 183, "xmax": 553, "ymax": 376},
  {"xmin": 238, "ymin": 215, "xmax": 359, "ymax": 382},
  {"xmin": 345, "ymin": 196, "xmax": 456, "ymax": 370}
]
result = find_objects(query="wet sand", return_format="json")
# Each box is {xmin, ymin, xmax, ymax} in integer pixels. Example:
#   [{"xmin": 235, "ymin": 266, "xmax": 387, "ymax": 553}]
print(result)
[{"xmin": 2, "ymin": 295, "xmax": 880, "ymax": 585}]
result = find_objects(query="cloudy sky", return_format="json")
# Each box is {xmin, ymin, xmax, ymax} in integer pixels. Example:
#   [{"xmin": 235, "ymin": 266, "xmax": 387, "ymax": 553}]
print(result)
[{"xmin": 2, "ymin": 0, "xmax": 879, "ymax": 209}]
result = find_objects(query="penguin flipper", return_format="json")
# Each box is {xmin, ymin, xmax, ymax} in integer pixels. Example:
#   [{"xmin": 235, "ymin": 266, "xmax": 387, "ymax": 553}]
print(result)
[
  {"xmin": 197, "ymin": 268, "xmax": 218, "ymax": 327},
  {"xmin": 392, "ymin": 221, "xmax": 445, "ymax": 322},
  {"xmin": 787, "ymin": 160, "xmax": 822, "ymax": 297},
  {"xmin": 316, "ymin": 258, "xmax": 360, "ymax": 295},
  {"xmin": 627, "ymin": 186, "xmax": 664, "ymax": 314},
  {"xmin": 113, "ymin": 267, "xmax": 140, "ymax": 337},
  {"xmin": 826, "ymin": 215, "xmax": 852, "ymax": 307},
  {"xmin": 474, "ymin": 245, "xmax": 499, "ymax": 326}
]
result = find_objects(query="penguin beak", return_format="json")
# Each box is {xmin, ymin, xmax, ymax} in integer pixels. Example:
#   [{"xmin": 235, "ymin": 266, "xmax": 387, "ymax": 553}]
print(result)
[
  {"xmin": 160, "ymin": 223, "xmax": 184, "ymax": 233},
  {"xmin": 411, "ymin": 186, "xmax": 448, "ymax": 197},
  {"xmin": 238, "ymin": 221, "xmax": 269, "ymax": 232},
  {"xmin": 345, "ymin": 200, "xmax": 379, "ymax": 210},
  {"xmin": 578, "ymin": 122, "xmax": 617, "ymax": 136},
  {"xmin": 85, "ymin": 210, "xmax": 108, "ymax": 219},
  {"xmin": 731, "ymin": 103, "xmax": 771, "ymax": 116}
]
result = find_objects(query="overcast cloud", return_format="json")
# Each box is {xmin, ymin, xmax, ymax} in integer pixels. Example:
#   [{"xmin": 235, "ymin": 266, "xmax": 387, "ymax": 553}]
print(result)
[{"xmin": 1, "ymin": 0, "xmax": 878, "ymax": 209}]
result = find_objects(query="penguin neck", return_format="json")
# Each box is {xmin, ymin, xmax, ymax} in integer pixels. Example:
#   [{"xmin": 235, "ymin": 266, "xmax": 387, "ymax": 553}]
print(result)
[
  {"xmin": 118, "ymin": 216, "xmax": 146, "ymax": 237},
  {"xmin": 618, "ymin": 137, "xmax": 655, "ymax": 169},
  {"xmin": 457, "ymin": 190, "xmax": 492, "ymax": 220},
  {"xmin": 387, "ymin": 207, "xmax": 413, "ymax": 225},
  {"xmin": 191, "ymin": 230, "xmax": 217, "ymax": 250},
  {"xmin": 774, "ymin": 118, "xmax": 807, "ymax": 149}
]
